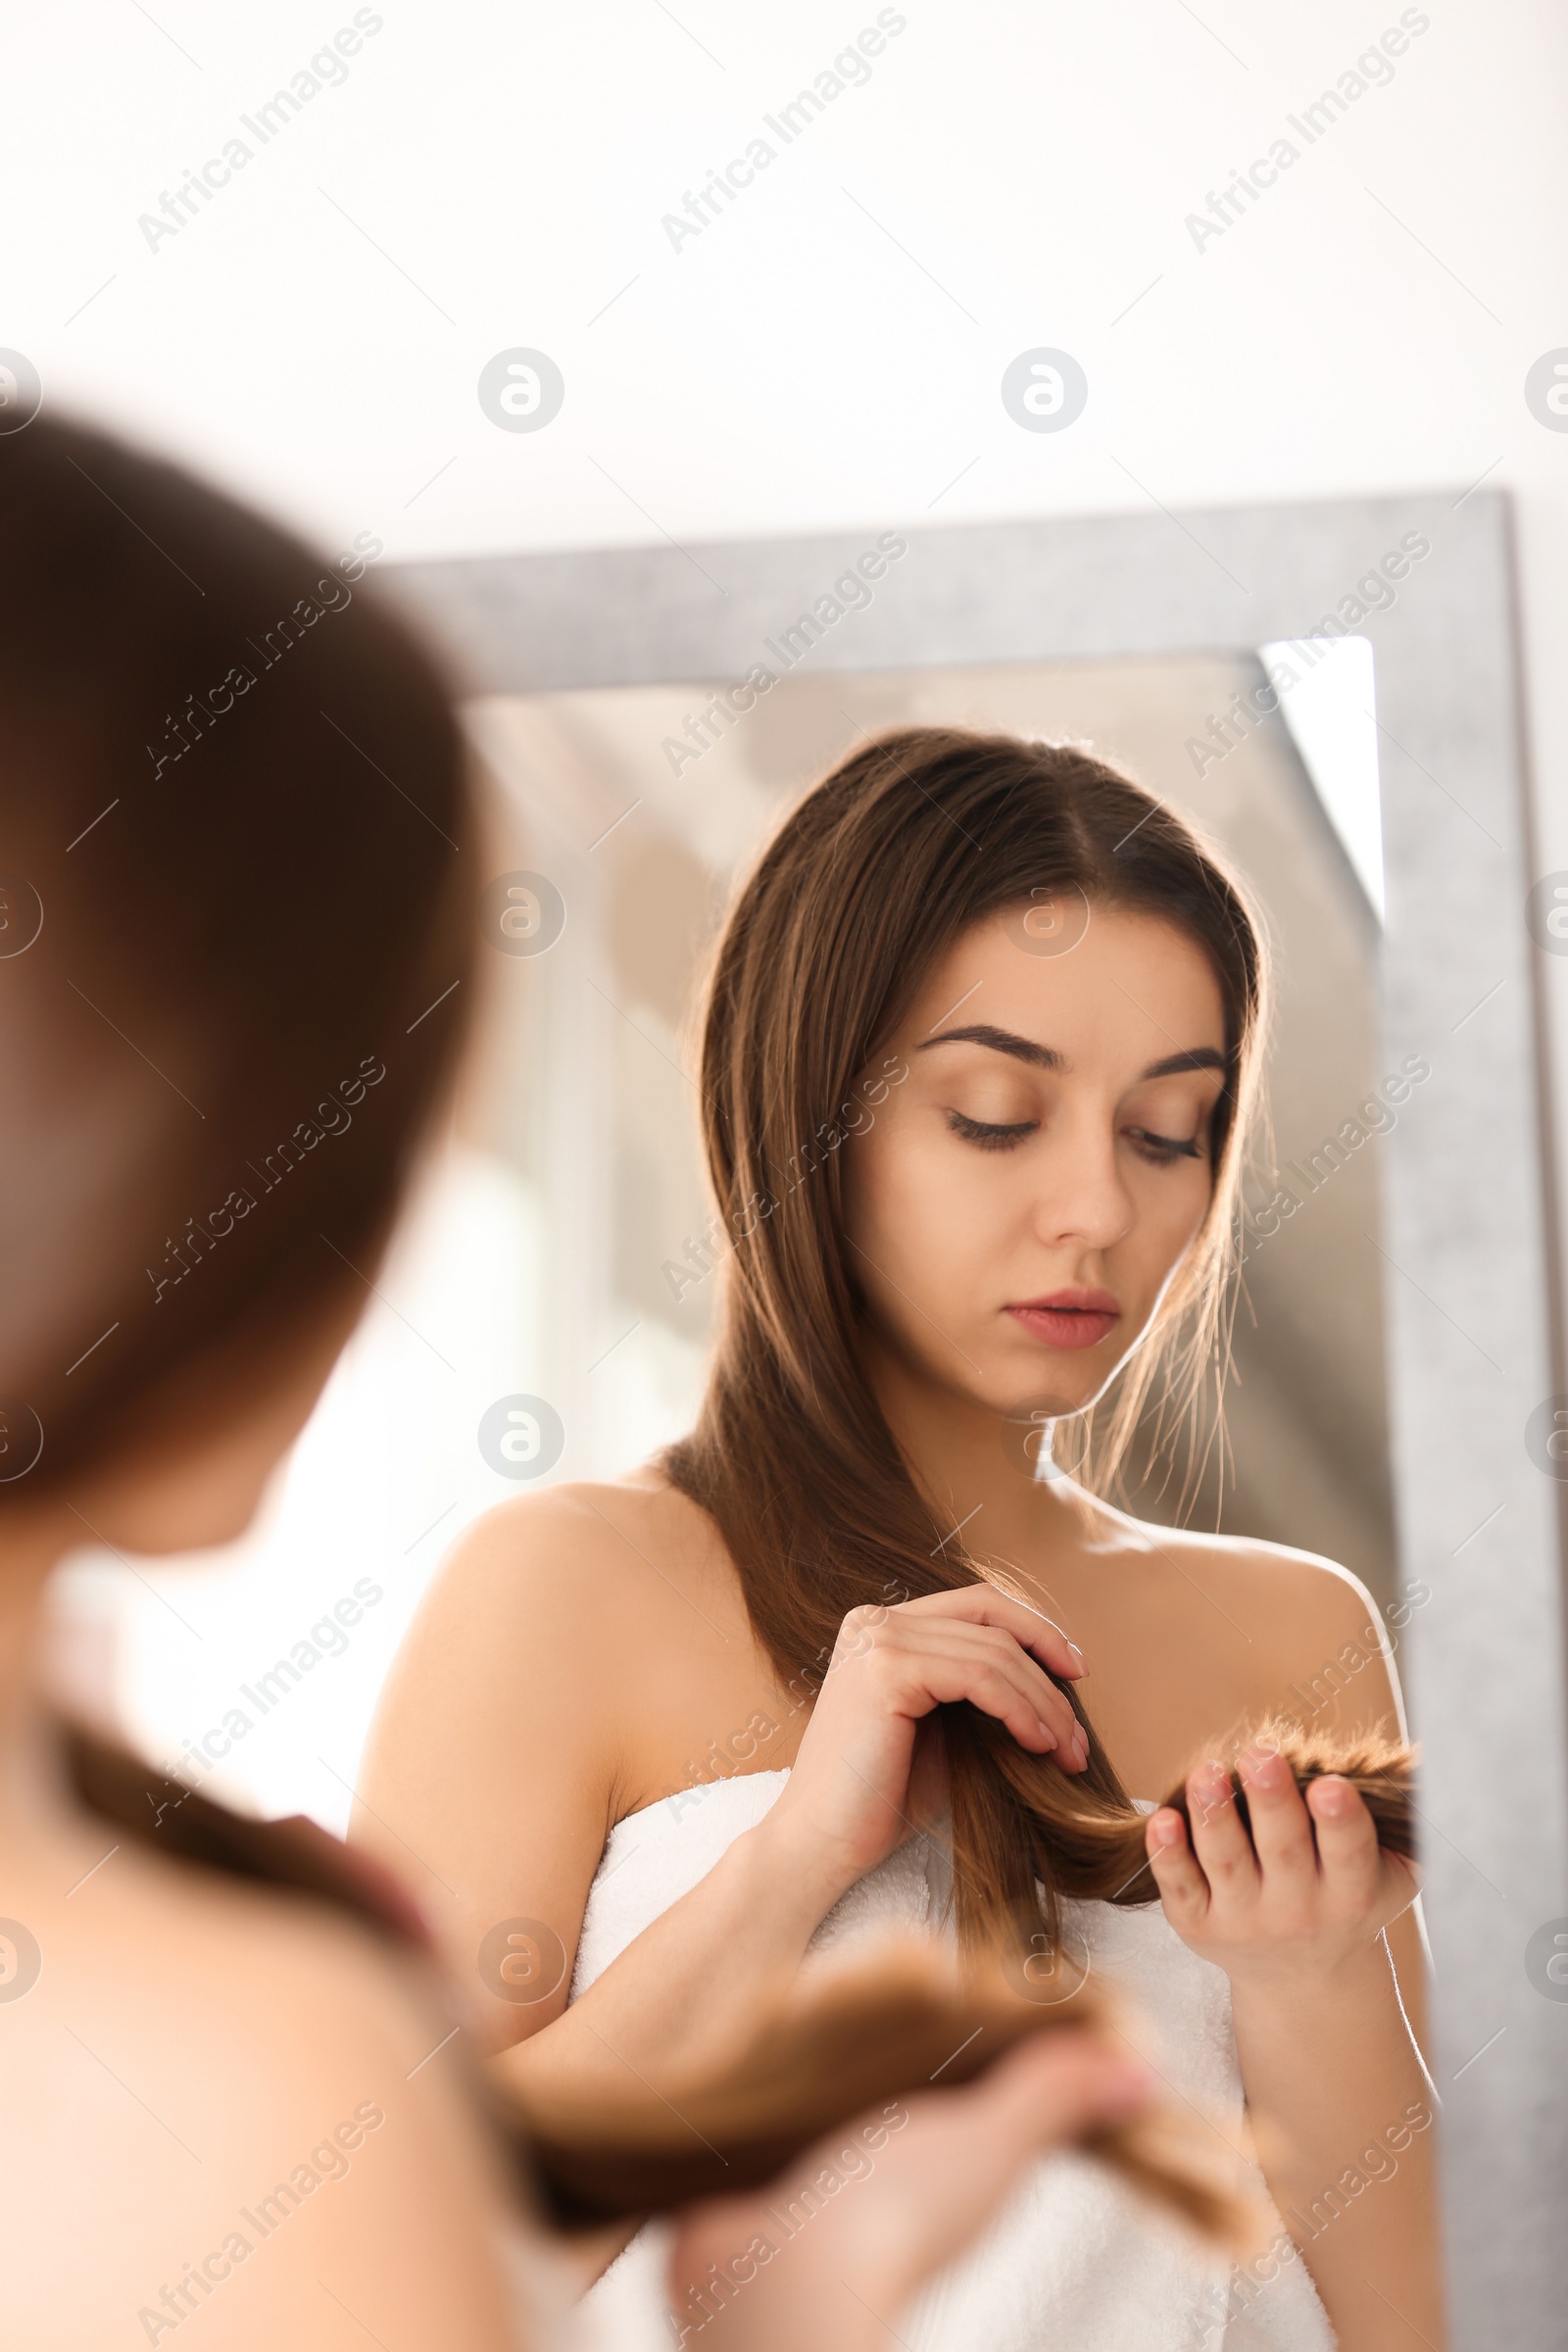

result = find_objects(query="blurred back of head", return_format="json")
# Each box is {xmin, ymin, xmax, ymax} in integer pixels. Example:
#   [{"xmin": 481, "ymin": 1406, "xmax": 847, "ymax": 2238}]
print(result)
[{"xmin": 0, "ymin": 415, "xmax": 474, "ymax": 1499}]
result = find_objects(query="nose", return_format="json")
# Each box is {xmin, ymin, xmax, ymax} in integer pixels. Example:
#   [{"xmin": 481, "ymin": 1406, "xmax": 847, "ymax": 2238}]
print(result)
[{"xmin": 1032, "ymin": 1107, "xmax": 1134, "ymax": 1252}]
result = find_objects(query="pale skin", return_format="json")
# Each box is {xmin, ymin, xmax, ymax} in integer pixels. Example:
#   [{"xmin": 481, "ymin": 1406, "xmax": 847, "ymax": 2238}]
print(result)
[
  {"xmin": 0, "ymin": 1289, "xmax": 1150, "ymax": 2352},
  {"xmin": 357, "ymin": 904, "xmax": 1442, "ymax": 2349}
]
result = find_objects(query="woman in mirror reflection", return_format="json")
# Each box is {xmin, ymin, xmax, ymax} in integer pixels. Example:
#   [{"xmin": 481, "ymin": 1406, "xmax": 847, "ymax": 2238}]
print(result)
[
  {"xmin": 365, "ymin": 729, "xmax": 1441, "ymax": 2349},
  {"xmin": 0, "ymin": 418, "xmax": 1154, "ymax": 2352}
]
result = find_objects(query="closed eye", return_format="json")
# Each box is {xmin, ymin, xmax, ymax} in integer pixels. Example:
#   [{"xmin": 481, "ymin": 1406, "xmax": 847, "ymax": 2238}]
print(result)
[
  {"xmin": 947, "ymin": 1109, "xmax": 1039, "ymax": 1152},
  {"xmin": 1125, "ymin": 1126, "xmax": 1202, "ymax": 1165}
]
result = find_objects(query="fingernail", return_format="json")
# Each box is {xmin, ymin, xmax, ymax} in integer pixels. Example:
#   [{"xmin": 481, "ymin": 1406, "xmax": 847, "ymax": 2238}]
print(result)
[
  {"xmin": 1066, "ymin": 1642, "xmax": 1086, "ymax": 1671},
  {"xmin": 1148, "ymin": 1810, "xmax": 1184, "ymax": 1848},
  {"xmin": 1313, "ymin": 1774, "xmax": 1356, "ymax": 1816}
]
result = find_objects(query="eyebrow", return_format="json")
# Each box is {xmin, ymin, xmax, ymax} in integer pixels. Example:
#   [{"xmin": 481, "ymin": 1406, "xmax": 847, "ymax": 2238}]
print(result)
[
  {"xmin": 1141, "ymin": 1048, "xmax": 1227, "ymax": 1079},
  {"xmin": 918, "ymin": 1025, "xmax": 1226, "ymax": 1082},
  {"xmin": 919, "ymin": 1023, "xmax": 1064, "ymax": 1070}
]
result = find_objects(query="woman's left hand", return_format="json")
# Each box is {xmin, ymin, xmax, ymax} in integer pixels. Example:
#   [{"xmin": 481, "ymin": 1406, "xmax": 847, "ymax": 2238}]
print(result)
[{"xmin": 1143, "ymin": 1743, "xmax": 1419, "ymax": 1988}]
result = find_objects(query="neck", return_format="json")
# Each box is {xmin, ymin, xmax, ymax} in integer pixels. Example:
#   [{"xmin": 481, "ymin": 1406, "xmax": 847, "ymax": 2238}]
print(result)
[{"xmin": 859, "ymin": 1330, "xmax": 1091, "ymax": 1578}]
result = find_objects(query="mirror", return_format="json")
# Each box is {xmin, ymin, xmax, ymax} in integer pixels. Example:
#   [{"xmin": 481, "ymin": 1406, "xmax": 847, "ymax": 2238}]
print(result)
[{"xmin": 57, "ymin": 493, "xmax": 1563, "ymax": 2343}]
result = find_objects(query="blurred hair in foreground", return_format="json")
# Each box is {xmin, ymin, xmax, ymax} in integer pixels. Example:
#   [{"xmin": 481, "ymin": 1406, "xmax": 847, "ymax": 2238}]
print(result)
[{"xmin": 0, "ymin": 412, "xmax": 474, "ymax": 1496}]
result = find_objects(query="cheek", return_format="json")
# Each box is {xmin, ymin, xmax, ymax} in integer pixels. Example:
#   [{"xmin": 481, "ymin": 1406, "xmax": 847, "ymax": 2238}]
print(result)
[
  {"xmin": 843, "ymin": 1119, "xmax": 1004, "ymax": 1298},
  {"xmin": 843, "ymin": 1117, "xmax": 924, "ymax": 1260},
  {"xmin": 1127, "ymin": 1164, "xmax": 1213, "ymax": 1285}
]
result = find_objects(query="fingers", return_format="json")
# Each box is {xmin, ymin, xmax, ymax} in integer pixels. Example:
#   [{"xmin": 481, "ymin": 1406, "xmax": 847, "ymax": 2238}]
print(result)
[
  {"xmin": 667, "ymin": 2035, "xmax": 1149, "ymax": 2348},
  {"xmin": 1221, "ymin": 1753, "xmax": 1384, "ymax": 1928},
  {"xmin": 1304, "ymin": 1773, "xmax": 1383, "ymax": 1921},
  {"xmin": 1144, "ymin": 1805, "xmax": 1212, "ymax": 1933},
  {"xmin": 901, "ymin": 1585, "xmax": 1087, "ymax": 1682},
  {"xmin": 813, "ymin": 2035, "xmax": 1150, "ymax": 2295},
  {"xmin": 862, "ymin": 2034, "xmax": 1151, "ymax": 2204},
  {"xmin": 1235, "ymin": 1743, "xmax": 1317, "ymax": 1883},
  {"xmin": 1182, "ymin": 1759, "xmax": 1260, "ymax": 1903},
  {"xmin": 918, "ymin": 1621, "xmax": 1086, "ymax": 1757},
  {"xmin": 860, "ymin": 1615, "xmax": 1090, "ymax": 1771},
  {"xmin": 1159, "ymin": 1761, "xmax": 1400, "ymax": 1956},
  {"xmin": 902, "ymin": 2031, "xmax": 1152, "ymax": 2189},
  {"xmin": 837, "ymin": 1589, "xmax": 1091, "ymax": 1769}
]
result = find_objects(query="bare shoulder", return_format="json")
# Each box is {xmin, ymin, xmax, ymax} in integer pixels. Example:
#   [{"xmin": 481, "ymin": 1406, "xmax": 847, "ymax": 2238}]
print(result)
[
  {"xmin": 383, "ymin": 1472, "xmax": 748, "ymax": 1729},
  {"xmin": 355, "ymin": 1468, "xmax": 759, "ymax": 1892},
  {"xmin": 1120, "ymin": 1512, "xmax": 1404, "ymax": 1740},
  {"xmin": 23, "ymin": 1832, "xmax": 459, "ymax": 2116},
  {"xmin": 0, "ymin": 1839, "xmax": 516, "ymax": 2349},
  {"xmin": 1144, "ymin": 1521, "xmax": 1383, "ymax": 1636},
  {"xmin": 415, "ymin": 1470, "xmax": 740, "ymax": 1650}
]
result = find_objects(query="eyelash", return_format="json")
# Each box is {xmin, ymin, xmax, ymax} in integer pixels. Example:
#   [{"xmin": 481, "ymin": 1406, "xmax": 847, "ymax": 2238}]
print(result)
[
  {"xmin": 1125, "ymin": 1127, "xmax": 1203, "ymax": 1166},
  {"xmin": 946, "ymin": 1111, "xmax": 1039, "ymax": 1152},
  {"xmin": 946, "ymin": 1110, "xmax": 1204, "ymax": 1164}
]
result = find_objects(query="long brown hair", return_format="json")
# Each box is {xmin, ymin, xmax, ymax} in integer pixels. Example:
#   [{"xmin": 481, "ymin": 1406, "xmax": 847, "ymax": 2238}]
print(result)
[
  {"xmin": 665, "ymin": 726, "xmax": 1269, "ymax": 1949},
  {"xmin": 0, "ymin": 415, "xmax": 473, "ymax": 1492}
]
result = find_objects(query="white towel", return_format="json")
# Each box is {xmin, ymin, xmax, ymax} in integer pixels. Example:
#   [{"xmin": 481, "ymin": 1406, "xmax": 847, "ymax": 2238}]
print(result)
[{"xmin": 569, "ymin": 1769, "xmax": 1335, "ymax": 2351}]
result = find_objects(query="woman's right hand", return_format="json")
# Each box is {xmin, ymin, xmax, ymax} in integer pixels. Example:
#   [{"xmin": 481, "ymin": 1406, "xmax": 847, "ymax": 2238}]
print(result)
[
  {"xmin": 668, "ymin": 2028, "xmax": 1150, "ymax": 2352},
  {"xmin": 759, "ymin": 1588, "xmax": 1090, "ymax": 1908}
]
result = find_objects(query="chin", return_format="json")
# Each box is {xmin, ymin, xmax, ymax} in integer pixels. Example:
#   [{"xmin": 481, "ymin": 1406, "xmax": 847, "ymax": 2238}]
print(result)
[
  {"xmin": 988, "ymin": 1346, "xmax": 1128, "ymax": 1428},
  {"xmin": 998, "ymin": 1383, "xmax": 1090, "ymax": 1424}
]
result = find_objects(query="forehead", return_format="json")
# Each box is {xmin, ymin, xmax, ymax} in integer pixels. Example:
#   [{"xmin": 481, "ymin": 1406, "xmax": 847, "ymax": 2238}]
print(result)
[{"xmin": 903, "ymin": 904, "xmax": 1227, "ymax": 1058}]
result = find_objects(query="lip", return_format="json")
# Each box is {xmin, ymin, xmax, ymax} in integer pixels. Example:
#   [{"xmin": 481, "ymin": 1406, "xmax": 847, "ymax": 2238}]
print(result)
[{"xmin": 1004, "ymin": 1288, "xmax": 1121, "ymax": 1352}]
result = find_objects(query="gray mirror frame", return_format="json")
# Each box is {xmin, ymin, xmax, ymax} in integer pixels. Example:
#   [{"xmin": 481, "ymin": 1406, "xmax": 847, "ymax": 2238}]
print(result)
[{"xmin": 387, "ymin": 490, "xmax": 1566, "ymax": 2347}]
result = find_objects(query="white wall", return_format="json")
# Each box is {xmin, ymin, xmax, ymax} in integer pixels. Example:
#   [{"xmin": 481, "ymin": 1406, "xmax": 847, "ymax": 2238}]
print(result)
[{"xmin": 16, "ymin": 1, "xmax": 1566, "ymax": 790}]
